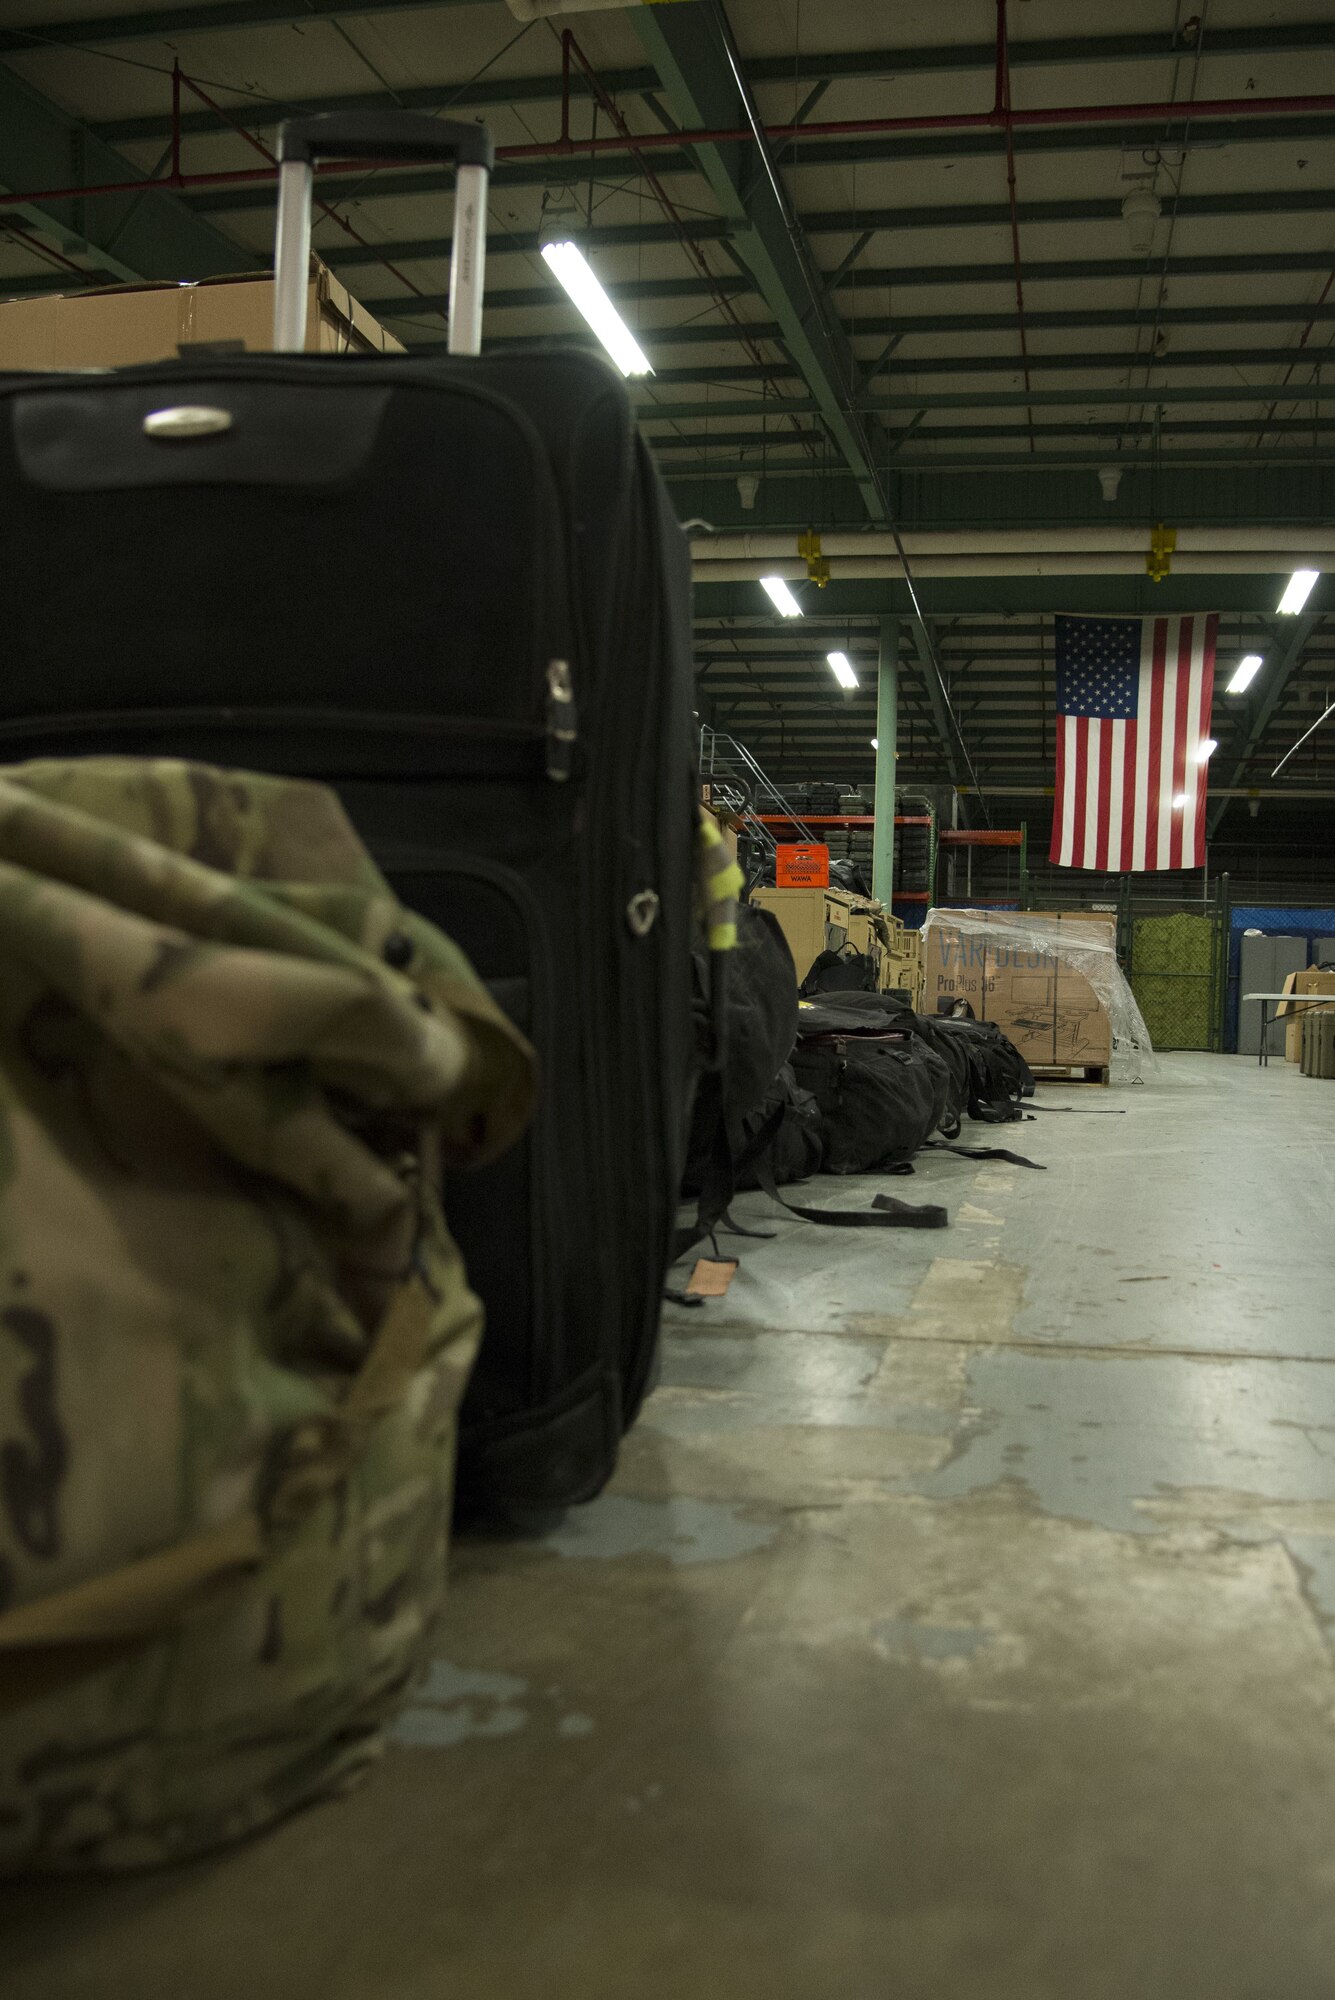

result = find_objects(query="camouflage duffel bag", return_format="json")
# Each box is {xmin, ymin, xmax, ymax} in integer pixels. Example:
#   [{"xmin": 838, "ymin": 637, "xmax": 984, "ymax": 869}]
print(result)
[{"xmin": 0, "ymin": 759, "xmax": 534, "ymax": 1874}]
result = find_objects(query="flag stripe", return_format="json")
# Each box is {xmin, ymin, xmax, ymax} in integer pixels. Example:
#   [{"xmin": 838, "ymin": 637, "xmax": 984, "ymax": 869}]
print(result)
[
  {"xmin": 1132, "ymin": 621, "xmax": 1154, "ymax": 872},
  {"xmin": 1175, "ymin": 616, "xmax": 1191, "ymax": 868},
  {"xmin": 1119, "ymin": 719, "xmax": 1138, "ymax": 871},
  {"xmin": 1095, "ymin": 720, "xmax": 1114, "ymax": 871},
  {"xmin": 1073, "ymin": 718, "xmax": 1090, "ymax": 868},
  {"xmin": 1146, "ymin": 619, "xmax": 1167, "ymax": 870},
  {"xmin": 1061, "ymin": 717, "xmax": 1078, "ymax": 867},
  {"xmin": 1084, "ymin": 717, "xmax": 1103, "ymax": 867}
]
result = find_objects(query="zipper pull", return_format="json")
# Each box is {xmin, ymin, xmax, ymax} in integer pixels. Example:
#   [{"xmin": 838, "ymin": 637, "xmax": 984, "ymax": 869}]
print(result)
[{"xmin": 545, "ymin": 658, "xmax": 577, "ymax": 783}]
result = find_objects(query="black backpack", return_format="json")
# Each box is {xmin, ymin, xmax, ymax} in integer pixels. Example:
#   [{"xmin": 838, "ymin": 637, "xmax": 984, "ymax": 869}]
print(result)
[
  {"xmin": 828, "ymin": 855, "xmax": 871, "ymax": 897},
  {"xmin": 799, "ymin": 944, "xmax": 879, "ymax": 997},
  {"xmin": 912, "ymin": 1014, "xmax": 1034, "ymax": 1125},
  {"xmin": 682, "ymin": 903, "xmax": 799, "ymax": 1200},
  {"xmin": 680, "ymin": 964, "xmax": 950, "ymax": 1241},
  {"xmin": 734, "ymin": 1062, "xmax": 825, "ymax": 1189}
]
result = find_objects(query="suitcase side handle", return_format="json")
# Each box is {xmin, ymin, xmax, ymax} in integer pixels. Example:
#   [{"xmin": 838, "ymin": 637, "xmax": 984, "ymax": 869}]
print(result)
[{"xmin": 272, "ymin": 111, "xmax": 493, "ymax": 357}]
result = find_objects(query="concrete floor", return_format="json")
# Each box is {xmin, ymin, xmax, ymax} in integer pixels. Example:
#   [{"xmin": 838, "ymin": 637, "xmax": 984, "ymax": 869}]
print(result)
[{"xmin": 5, "ymin": 1053, "xmax": 1335, "ymax": 1998}]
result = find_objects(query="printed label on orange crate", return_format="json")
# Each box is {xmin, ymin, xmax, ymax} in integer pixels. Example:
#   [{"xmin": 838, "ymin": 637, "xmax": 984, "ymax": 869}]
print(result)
[{"xmin": 775, "ymin": 843, "xmax": 830, "ymax": 888}]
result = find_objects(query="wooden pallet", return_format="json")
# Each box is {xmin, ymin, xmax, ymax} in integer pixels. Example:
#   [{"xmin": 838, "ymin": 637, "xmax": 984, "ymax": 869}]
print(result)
[{"xmin": 1030, "ymin": 1063, "xmax": 1111, "ymax": 1086}]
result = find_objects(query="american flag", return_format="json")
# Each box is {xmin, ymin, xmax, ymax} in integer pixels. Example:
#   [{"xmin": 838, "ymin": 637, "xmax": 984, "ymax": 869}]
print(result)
[{"xmin": 1049, "ymin": 613, "xmax": 1218, "ymax": 872}]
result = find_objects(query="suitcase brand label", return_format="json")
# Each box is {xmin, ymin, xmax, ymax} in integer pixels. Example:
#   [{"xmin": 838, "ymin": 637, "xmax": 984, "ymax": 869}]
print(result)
[{"xmin": 143, "ymin": 404, "xmax": 234, "ymax": 440}]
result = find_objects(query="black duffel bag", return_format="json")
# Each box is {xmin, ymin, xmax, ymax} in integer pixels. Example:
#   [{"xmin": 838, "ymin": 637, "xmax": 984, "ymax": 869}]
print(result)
[{"xmin": 793, "ymin": 1000, "xmax": 950, "ymax": 1174}]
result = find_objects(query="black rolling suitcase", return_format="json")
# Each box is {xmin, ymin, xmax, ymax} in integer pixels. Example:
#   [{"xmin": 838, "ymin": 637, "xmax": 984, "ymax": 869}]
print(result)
[{"xmin": 0, "ymin": 112, "xmax": 698, "ymax": 1513}]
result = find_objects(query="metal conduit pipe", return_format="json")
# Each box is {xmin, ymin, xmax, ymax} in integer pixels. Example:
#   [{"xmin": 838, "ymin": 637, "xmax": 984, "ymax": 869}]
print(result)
[
  {"xmin": 493, "ymin": 94, "xmax": 1335, "ymax": 162},
  {"xmin": 4, "ymin": 95, "xmax": 1335, "ymax": 212}
]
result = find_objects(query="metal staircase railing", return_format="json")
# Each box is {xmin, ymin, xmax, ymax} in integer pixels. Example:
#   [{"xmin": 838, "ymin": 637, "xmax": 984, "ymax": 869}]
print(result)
[{"xmin": 699, "ymin": 725, "xmax": 817, "ymax": 855}]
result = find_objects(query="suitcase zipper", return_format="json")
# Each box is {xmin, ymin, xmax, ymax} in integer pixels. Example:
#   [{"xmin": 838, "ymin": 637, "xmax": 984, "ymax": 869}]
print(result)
[{"xmin": 545, "ymin": 659, "xmax": 578, "ymax": 782}]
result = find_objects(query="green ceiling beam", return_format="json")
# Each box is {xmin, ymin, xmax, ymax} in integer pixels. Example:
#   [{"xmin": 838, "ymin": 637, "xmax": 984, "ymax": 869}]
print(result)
[
  {"xmin": 400, "ymin": 300, "xmax": 1335, "ymax": 356},
  {"xmin": 837, "ymin": 250, "xmax": 1335, "ymax": 293},
  {"xmin": 180, "ymin": 116, "xmax": 1335, "ymax": 215},
  {"xmin": 627, "ymin": 0, "xmax": 885, "ymax": 525},
  {"xmin": 366, "ymin": 248, "xmax": 1335, "ymax": 322},
  {"xmin": 0, "ymin": 0, "xmax": 474, "ymax": 52},
  {"xmin": 692, "ymin": 578, "xmax": 1315, "ymax": 619},
  {"xmin": 638, "ymin": 348, "xmax": 1329, "ymax": 388},
  {"xmin": 667, "ymin": 461, "xmax": 1335, "ymax": 534},
  {"xmin": 20, "ymin": 9, "xmax": 1325, "ymax": 68},
  {"xmin": 0, "ymin": 62, "xmax": 249, "ymax": 286},
  {"xmin": 310, "ymin": 190, "xmax": 1335, "ymax": 275},
  {"xmin": 630, "ymin": 378, "xmax": 1335, "ymax": 422},
  {"xmin": 655, "ymin": 421, "xmax": 1334, "ymax": 455}
]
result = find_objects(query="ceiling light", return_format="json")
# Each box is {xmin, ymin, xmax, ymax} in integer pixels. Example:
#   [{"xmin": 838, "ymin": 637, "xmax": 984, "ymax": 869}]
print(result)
[
  {"xmin": 540, "ymin": 240, "xmax": 652, "ymax": 377},
  {"xmin": 827, "ymin": 651, "xmax": 859, "ymax": 690},
  {"xmin": 1172, "ymin": 792, "xmax": 1189, "ymax": 809},
  {"xmin": 1121, "ymin": 186, "xmax": 1161, "ymax": 255},
  {"xmin": 870, "ymin": 737, "xmax": 878, "ymax": 749},
  {"xmin": 1226, "ymin": 653, "xmax": 1263, "ymax": 694},
  {"xmin": 1190, "ymin": 738, "xmax": 1218, "ymax": 763},
  {"xmin": 1277, "ymin": 568, "xmax": 1319, "ymax": 615},
  {"xmin": 760, "ymin": 575, "xmax": 803, "ymax": 617}
]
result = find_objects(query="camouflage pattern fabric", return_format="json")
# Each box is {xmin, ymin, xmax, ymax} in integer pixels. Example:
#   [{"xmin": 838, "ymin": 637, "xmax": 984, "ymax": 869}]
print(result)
[{"xmin": 0, "ymin": 759, "xmax": 534, "ymax": 1874}]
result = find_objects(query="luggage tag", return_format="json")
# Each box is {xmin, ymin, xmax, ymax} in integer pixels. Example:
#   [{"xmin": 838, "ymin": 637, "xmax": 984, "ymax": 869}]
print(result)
[{"xmin": 685, "ymin": 1258, "xmax": 739, "ymax": 1299}]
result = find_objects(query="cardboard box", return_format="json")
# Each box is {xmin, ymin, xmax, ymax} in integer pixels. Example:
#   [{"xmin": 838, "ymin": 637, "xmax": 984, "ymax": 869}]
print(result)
[
  {"xmin": 751, "ymin": 887, "xmax": 856, "ymax": 983},
  {"xmin": 881, "ymin": 949, "xmax": 924, "ymax": 1006},
  {"xmin": 1054, "ymin": 912, "xmax": 1115, "ymax": 1065},
  {"xmin": 0, "ymin": 258, "xmax": 405, "ymax": 370},
  {"xmin": 985, "ymin": 924, "xmax": 1060, "ymax": 1066},
  {"xmin": 846, "ymin": 910, "xmax": 876, "ymax": 956},
  {"xmin": 1279, "ymin": 968, "xmax": 1335, "ymax": 1063},
  {"xmin": 925, "ymin": 909, "xmax": 1113, "ymax": 1067}
]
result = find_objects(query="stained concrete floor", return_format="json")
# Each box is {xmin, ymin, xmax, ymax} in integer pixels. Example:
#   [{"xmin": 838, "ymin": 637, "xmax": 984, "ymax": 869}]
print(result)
[{"xmin": 5, "ymin": 1053, "xmax": 1335, "ymax": 1999}]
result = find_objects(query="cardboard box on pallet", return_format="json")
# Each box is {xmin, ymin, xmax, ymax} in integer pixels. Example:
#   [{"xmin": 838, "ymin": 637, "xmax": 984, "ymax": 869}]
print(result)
[
  {"xmin": 0, "ymin": 258, "xmax": 405, "ymax": 370},
  {"xmin": 1278, "ymin": 968, "xmax": 1335, "ymax": 1064},
  {"xmin": 925, "ymin": 909, "xmax": 1113, "ymax": 1068},
  {"xmin": 1054, "ymin": 912, "xmax": 1115, "ymax": 1067}
]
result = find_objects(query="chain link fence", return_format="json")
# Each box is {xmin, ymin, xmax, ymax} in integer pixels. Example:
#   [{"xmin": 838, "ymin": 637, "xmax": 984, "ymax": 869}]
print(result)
[{"xmin": 1118, "ymin": 881, "xmax": 1229, "ymax": 1052}]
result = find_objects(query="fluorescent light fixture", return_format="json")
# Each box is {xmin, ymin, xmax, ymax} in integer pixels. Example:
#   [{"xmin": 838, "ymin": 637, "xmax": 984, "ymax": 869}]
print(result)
[
  {"xmin": 1172, "ymin": 792, "xmax": 1189, "ymax": 809},
  {"xmin": 760, "ymin": 575, "xmax": 803, "ymax": 617},
  {"xmin": 1277, "ymin": 568, "xmax": 1319, "ymax": 615},
  {"xmin": 827, "ymin": 651, "xmax": 859, "ymax": 690},
  {"xmin": 1226, "ymin": 653, "xmax": 1263, "ymax": 695},
  {"xmin": 1190, "ymin": 738, "xmax": 1218, "ymax": 763},
  {"xmin": 540, "ymin": 240, "xmax": 652, "ymax": 377},
  {"xmin": 870, "ymin": 737, "xmax": 879, "ymax": 749}
]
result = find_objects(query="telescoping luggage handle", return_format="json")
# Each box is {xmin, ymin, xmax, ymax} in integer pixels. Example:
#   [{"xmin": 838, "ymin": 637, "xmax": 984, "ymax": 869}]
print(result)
[{"xmin": 272, "ymin": 110, "xmax": 494, "ymax": 356}]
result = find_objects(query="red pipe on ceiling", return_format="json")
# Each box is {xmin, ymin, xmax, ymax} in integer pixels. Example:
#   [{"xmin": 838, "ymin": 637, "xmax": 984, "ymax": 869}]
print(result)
[{"xmin": 0, "ymin": 90, "xmax": 1331, "ymax": 213}]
